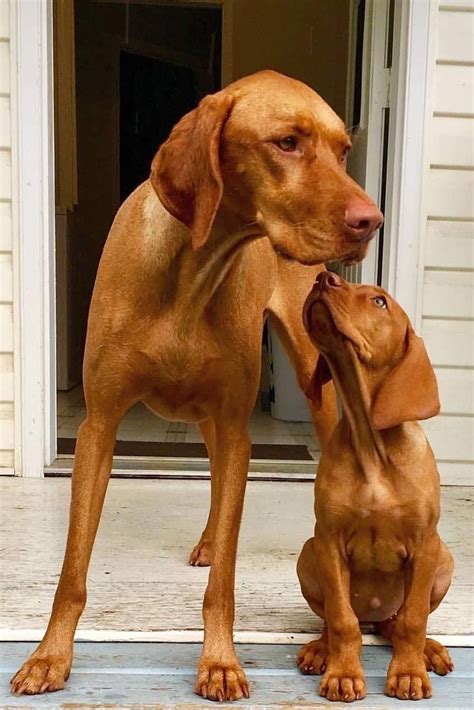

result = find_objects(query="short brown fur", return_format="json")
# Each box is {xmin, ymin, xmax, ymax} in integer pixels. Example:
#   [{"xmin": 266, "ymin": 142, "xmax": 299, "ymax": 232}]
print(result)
[
  {"xmin": 12, "ymin": 71, "xmax": 382, "ymax": 700},
  {"xmin": 297, "ymin": 272, "xmax": 454, "ymax": 702}
]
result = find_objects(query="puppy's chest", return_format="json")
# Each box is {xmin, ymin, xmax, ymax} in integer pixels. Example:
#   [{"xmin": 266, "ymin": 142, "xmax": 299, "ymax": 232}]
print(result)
[{"xmin": 345, "ymin": 519, "xmax": 408, "ymax": 574}]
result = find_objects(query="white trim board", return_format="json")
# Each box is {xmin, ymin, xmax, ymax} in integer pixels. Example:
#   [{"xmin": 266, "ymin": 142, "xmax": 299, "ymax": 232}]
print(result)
[
  {"xmin": 15, "ymin": 0, "xmax": 57, "ymax": 476},
  {"xmin": 1, "ymin": 629, "xmax": 472, "ymax": 648}
]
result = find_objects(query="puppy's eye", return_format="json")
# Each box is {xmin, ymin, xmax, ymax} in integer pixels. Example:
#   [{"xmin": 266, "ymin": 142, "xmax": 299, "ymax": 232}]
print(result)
[
  {"xmin": 276, "ymin": 136, "xmax": 298, "ymax": 152},
  {"xmin": 372, "ymin": 296, "xmax": 387, "ymax": 309}
]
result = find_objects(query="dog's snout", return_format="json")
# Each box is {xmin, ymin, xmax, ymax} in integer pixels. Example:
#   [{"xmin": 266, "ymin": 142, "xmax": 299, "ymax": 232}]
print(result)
[
  {"xmin": 316, "ymin": 271, "xmax": 343, "ymax": 289},
  {"xmin": 344, "ymin": 199, "xmax": 383, "ymax": 240}
]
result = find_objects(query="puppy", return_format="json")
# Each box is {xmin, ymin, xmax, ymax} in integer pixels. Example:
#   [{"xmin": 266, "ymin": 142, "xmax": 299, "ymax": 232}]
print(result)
[{"xmin": 296, "ymin": 271, "xmax": 454, "ymax": 702}]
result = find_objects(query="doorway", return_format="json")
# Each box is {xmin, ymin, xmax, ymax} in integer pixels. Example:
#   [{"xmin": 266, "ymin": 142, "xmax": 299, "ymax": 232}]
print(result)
[{"xmin": 53, "ymin": 0, "xmax": 389, "ymax": 470}]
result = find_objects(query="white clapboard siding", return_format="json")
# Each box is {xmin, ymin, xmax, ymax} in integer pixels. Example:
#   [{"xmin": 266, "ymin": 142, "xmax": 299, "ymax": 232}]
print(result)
[
  {"xmin": 430, "ymin": 116, "xmax": 474, "ymax": 168},
  {"xmin": 0, "ymin": 2, "xmax": 8, "ymax": 39},
  {"xmin": 0, "ymin": 304, "xmax": 12, "ymax": 352},
  {"xmin": 438, "ymin": 9, "xmax": 474, "ymax": 63},
  {"xmin": 425, "ymin": 220, "xmax": 474, "ymax": 269},
  {"xmin": 0, "ymin": 201, "xmax": 11, "ymax": 252},
  {"xmin": 0, "ymin": 253, "xmax": 12, "ymax": 302},
  {"xmin": 0, "ymin": 403, "xmax": 14, "ymax": 450},
  {"xmin": 0, "ymin": 353, "xmax": 13, "ymax": 401},
  {"xmin": 435, "ymin": 367, "xmax": 474, "ymax": 415},
  {"xmin": 434, "ymin": 64, "xmax": 474, "ymax": 115},
  {"xmin": 423, "ymin": 270, "xmax": 474, "ymax": 319},
  {"xmin": 420, "ymin": 6, "xmax": 474, "ymax": 485},
  {"xmin": 423, "ymin": 416, "xmax": 474, "ymax": 462},
  {"xmin": 422, "ymin": 318, "xmax": 473, "ymax": 368},
  {"xmin": 0, "ymin": 96, "xmax": 10, "ymax": 148},
  {"xmin": 0, "ymin": 148, "xmax": 11, "ymax": 200},
  {"xmin": 427, "ymin": 169, "xmax": 474, "ymax": 219},
  {"xmin": 0, "ymin": 41, "xmax": 8, "ymax": 95}
]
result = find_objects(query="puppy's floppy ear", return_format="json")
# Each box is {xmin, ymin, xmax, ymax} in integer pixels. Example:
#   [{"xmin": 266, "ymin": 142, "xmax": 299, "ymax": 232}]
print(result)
[
  {"xmin": 371, "ymin": 328, "xmax": 440, "ymax": 430},
  {"xmin": 150, "ymin": 92, "xmax": 234, "ymax": 250},
  {"xmin": 305, "ymin": 354, "xmax": 332, "ymax": 409}
]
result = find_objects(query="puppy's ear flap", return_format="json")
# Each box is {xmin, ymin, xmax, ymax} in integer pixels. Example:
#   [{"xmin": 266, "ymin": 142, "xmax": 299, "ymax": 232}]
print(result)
[
  {"xmin": 305, "ymin": 354, "xmax": 332, "ymax": 409},
  {"xmin": 150, "ymin": 93, "xmax": 234, "ymax": 250},
  {"xmin": 372, "ymin": 328, "xmax": 440, "ymax": 430}
]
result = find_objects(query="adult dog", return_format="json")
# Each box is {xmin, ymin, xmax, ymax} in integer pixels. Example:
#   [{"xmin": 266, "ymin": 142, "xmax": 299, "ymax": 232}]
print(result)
[{"xmin": 12, "ymin": 70, "xmax": 382, "ymax": 700}]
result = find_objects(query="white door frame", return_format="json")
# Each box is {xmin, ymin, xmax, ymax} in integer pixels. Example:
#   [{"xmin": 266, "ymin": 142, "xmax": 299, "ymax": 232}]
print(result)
[{"xmin": 13, "ymin": 0, "xmax": 436, "ymax": 476}]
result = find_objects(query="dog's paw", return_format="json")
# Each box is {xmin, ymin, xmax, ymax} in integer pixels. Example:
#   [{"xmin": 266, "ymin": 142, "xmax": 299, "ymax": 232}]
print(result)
[
  {"xmin": 297, "ymin": 637, "xmax": 328, "ymax": 675},
  {"xmin": 386, "ymin": 662, "xmax": 432, "ymax": 700},
  {"xmin": 11, "ymin": 656, "xmax": 70, "ymax": 695},
  {"xmin": 424, "ymin": 637, "xmax": 454, "ymax": 676},
  {"xmin": 195, "ymin": 659, "xmax": 249, "ymax": 702},
  {"xmin": 319, "ymin": 666, "xmax": 366, "ymax": 702},
  {"xmin": 189, "ymin": 539, "xmax": 213, "ymax": 567}
]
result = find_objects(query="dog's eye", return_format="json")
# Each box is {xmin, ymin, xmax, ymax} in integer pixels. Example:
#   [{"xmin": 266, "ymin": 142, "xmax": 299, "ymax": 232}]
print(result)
[
  {"xmin": 277, "ymin": 136, "xmax": 298, "ymax": 152},
  {"xmin": 341, "ymin": 147, "xmax": 350, "ymax": 163},
  {"xmin": 372, "ymin": 296, "xmax": 387, "ymax": 309}
]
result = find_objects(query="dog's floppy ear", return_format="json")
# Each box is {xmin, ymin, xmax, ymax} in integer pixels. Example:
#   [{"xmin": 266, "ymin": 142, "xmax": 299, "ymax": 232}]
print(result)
[
  {"xmin": 150, "ymin": 92, "xmax": 234, "ymax": 250},
  {"xmin": 372, "ymin": 328, "xmax": 440, "ymax": 430},
  {"xmin": 305, "ymin": 354, "xmax": 332, "ymax": 409}
]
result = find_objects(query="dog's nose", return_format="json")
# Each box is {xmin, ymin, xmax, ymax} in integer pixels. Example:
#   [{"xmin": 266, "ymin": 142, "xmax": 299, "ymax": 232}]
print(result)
[
  {"xmin": 344, "ymin": 199, "xmax": 383, "ymax": 240},
  {"xmin": 316, "ymin": 271, "xmax": 343, "ymax": 289}
]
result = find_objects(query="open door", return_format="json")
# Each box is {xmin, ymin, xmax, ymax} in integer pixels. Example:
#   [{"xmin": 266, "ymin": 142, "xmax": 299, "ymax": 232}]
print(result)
[{"xmin": 220, "ymin": 0, "xmax": 394, "ymax": 422}]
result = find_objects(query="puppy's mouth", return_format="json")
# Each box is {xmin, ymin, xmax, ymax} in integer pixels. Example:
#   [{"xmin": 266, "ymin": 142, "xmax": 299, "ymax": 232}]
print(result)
[{"xmin": 304, "ymin": 294, "xmax": 358, "ymax": 353}]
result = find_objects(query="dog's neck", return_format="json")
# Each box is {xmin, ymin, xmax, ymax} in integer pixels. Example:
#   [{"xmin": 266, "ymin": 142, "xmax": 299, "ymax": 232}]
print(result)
[
  {"xmin": 149, "ymin": 193, "xmax": 263, "ymax": 333},
  {"xmin": 329, "ymin": 344, "xmax": 388, "ymax": 481}
]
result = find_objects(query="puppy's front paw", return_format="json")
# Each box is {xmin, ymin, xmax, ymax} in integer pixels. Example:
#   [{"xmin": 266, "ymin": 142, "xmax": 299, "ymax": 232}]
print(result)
[
  {"xmin": 386, "ymin": 658, "xmax": 432, "ymax": 700},
  {"xmin": 424, "ymin": 637, "xmax": 454, "ymax": 676},
  {"xmin": 319, "ymin": 663, "xmax": 366, "ymax": 702},
  {"xmin": 297, "ymin": 637, "xmax": 328, "ymax": 675}
]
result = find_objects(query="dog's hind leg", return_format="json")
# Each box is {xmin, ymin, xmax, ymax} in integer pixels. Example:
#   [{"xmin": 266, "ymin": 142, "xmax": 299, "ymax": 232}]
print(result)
[
  {"xmin": 11, "ymin": 361, "xmax": 137, "ymax": 696},
  {"xmin": 189, "ymin": 418, "xmax": 218, "ymax": 567}
]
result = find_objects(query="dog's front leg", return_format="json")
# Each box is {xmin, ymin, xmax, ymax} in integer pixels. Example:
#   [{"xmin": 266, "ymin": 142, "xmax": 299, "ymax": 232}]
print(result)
[
  {"xmin": 11, "ymin": 409, "xmax": 123, "ymax": 695},
  {"xmin": 195, "ymin": 421, "xmax": 251, "ymax": 702},
  {"xmin": 314, "ymin": 537, "xmax": 366, "ymax": 703},
  {"xmin": 385, "ymin": 536, "xmax": 440, "ymax": 701}
]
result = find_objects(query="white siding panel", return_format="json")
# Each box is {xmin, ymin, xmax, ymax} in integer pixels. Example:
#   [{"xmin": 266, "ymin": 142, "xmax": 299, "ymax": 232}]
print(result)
[
  {"xmin": 0, "ymin": 41, "xmax": 9, "ymax": 94},
  {"xmin": 426, "ymin": 169, "xmax": 474, "ymax": 219},
  {"xmin": 0, "ymin": 96, "xmax": 10, "ymax": 147},
  {"xmin": 0, "ymin": 450, "xmax": 13, "ymax": 469},
  {"xmin": 0, "ymin": 2, "xmax": 9, "ymax": 40},
  {"xmin": 440, "ymin": 0, "xmax": 474, "ymax": 7},
  {"xmin": 0, "ymin": 252, "xmax": 12, "ymax": 301},
  {"xmin": 438, "ymin": 10, "xmax": 474, "ymax": 63},
  {"xmin": 0, "ymin": 352, "xmax": 13, "ymax": 401},
  {"xmin": 437, "ymin": 461, "xmax": 473, "ymax": 486},
  {"xmin": 0, "ymin": 402, "xmax": 13, "ymax": 449},
  {"xmin": 434, "ymin": 64, "xmax": 474, "ymax": 115},
  {"xmin": 423, "ymin": 415, "xmax": 474, "ymax": 461},
  {"xmin": 435, "ymin": 367, "xmax": 474, "ymax": 414},
  {"xmin": 422, "ymin": 270, "xmax": 474, "ymax": 318},
  {"xmin": 0, "ymin": 148, "xmax": 11, "ymax": 200},
  {"xmin": 425, "ymin": 220, "xmax": 474, "ymax": 268},
  {"xmin": 422, "ymin": 318, "xmax": 474, "ymax": 367},
  {"xmin": 0, "ymin": 303, "xmax": 12, "ymax": 351},
  {"xmin": 430, "ymin": 116, "xmax": 474, "ymax": 167}
]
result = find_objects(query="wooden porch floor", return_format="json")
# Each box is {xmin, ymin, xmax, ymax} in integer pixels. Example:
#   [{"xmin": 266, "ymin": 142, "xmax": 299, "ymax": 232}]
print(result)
[{"xmin": 1, "ymin": 643, "xmax": 472, "ymax": 708}]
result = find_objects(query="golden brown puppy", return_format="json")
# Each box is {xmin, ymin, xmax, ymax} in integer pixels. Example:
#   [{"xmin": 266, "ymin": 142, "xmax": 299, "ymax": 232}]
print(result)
[
  {"xmin": 297, "ymin": 271, "xmax": 453, "ymax": 703},
  {"xmin": 11, "ymin": 71, "xmax": 382, "ymax": 701}
]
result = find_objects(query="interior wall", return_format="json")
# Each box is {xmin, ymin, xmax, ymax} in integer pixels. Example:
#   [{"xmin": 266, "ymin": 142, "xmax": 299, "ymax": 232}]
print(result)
[
  {"xmin": 56, "ymin": 1, "xmax": 221, "ymax": 388},
  {"xmin": 228, "ymin": 0, "xmax": 351, "ymax": 119}
]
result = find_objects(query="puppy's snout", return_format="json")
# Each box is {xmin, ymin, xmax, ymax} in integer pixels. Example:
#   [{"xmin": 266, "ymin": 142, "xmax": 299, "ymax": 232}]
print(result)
[
  {"xmin": 316, "ymin": 271, "xmax": 343, "ymax": 289},
  {"xmin": 344, "ymin": 199, "xmax": 383, "ymax": 241}
]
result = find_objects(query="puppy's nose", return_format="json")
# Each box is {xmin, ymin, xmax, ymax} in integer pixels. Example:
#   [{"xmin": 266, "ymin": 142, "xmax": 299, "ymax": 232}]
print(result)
[
  {"xmin": 345, "ymin": 199, "xmax": 383, "ymax": 240},
  {"xmin": 316, "ymin": 271, "xmax": 342, "ymax": 289}
]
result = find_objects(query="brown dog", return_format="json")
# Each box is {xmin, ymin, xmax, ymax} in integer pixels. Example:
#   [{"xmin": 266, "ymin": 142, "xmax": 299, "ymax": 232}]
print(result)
[
  {"xmin": 11, "ymin": 71, "xmax": 382, "ymax": 700},
  {"xmin": 297, "ymin": 271, "xmax": 454, "ymax": 702}
]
